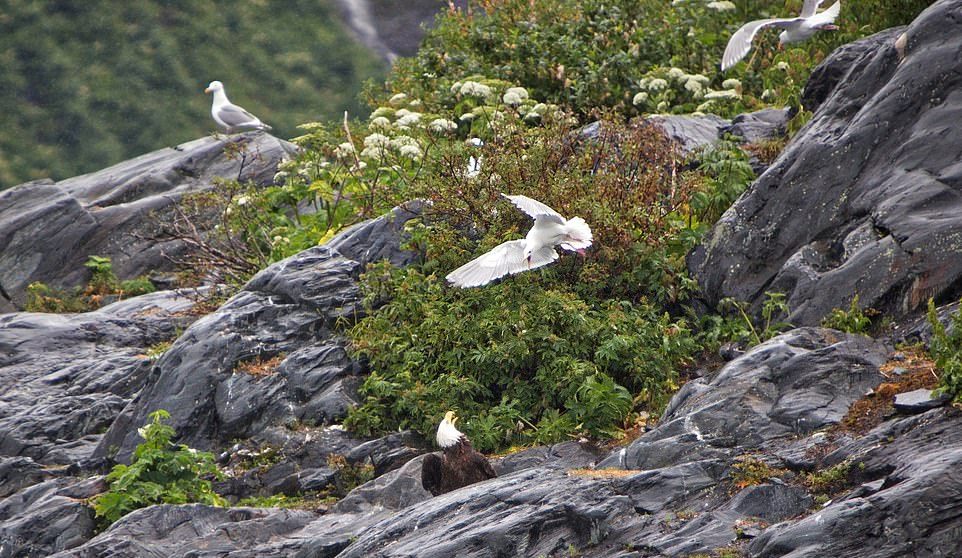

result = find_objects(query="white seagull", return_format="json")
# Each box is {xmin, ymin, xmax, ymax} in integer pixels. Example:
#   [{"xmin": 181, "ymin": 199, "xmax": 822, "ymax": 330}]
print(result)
[
  {"xmin": 721, "ymin": 0, "xmax": 841, "ymax": 72},
  {"xmin": 446, "ymin": 194, "xmax": 593, "ymax": 288},
  {"xmin": 204, "ymin": 80, "xmax": 273, "ymax": 133}
]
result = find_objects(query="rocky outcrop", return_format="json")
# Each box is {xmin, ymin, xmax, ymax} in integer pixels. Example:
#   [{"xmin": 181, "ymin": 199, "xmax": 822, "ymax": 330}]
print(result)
[
  {"xmin": 0, "ymin": 290, "xmax": 201, "ymax": 466},
  {"xmin": 95, "ymin": 202, "xmax": 422, "ymax": 466},
  {"xmin": 0, "ymin": 132, "xmax": 295, "ymax": 310},
  {"xmin": 691, "ymin": 0, "xmax": 962, "ymax": 325}
]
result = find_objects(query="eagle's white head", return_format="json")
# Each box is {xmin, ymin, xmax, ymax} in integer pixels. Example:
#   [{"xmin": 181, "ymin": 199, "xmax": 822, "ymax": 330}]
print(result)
[{"xmin": 437, "ymin": 410, "xmax": 463, "ymax": 448}]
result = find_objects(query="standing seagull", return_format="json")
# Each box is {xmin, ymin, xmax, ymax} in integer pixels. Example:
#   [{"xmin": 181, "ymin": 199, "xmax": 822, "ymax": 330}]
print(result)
[
  {"xmin": 446, "ymin": 194, "xmax": 593, "ymax": 288},
  {"xmin": 204, "ymin": 81, "xmax": 272, "ymax": 133},
  {"xmin": 721, "ymin": 0, "xmax": 841, "ymax": 71}
]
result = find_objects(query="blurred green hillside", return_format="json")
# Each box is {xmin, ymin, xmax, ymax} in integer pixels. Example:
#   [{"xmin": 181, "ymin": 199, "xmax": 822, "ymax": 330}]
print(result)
[{"xmin": 0, "ymin": 0, "xmax": 386, "ymax": 188}]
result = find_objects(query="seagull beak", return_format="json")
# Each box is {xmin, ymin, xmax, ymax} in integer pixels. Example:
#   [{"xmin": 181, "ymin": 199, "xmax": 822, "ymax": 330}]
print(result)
[
  {"xmin": 822, "ymin": 24, "xmax": 839, "ymax": 31},
  {"xmin": 204, "ymin": 87, "xmax": 212, "ymax": 94},
  {"xmin": 576, "ymin": 248, "xmax": 586, "ymax": 257}
]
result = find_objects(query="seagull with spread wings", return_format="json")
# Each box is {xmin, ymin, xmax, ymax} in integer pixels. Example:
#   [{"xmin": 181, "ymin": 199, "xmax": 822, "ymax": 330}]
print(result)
[
  {"xmin": 446, "ymin": 194, "xmax": 593, "ymax": 288},
  {"xmin": 204, "ymin": 80, "xmax": 273, "ymax": 133},
  {"xmin": 721, "ymin": 0, "xmax": 841, "ymax": 72}
]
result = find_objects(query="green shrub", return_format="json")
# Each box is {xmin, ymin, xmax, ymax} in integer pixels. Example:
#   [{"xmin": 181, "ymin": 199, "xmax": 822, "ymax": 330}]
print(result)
[
  {"xmin": 346, "ymin": 264, "xmax": 700, "ymax": 452},
  {"xmin": 385, "ymin": 0, "xmax": 931, "ymax": 124},
  {"xmin": 23, "ymin": 255, "xmax": 155, "ymax": 313},
  {"xmin": 719, "ymin": 292, "xmax": 792, "ymax": 346},
  {"xmin": 927, "ymin": 299, "xmax": 962, "ymax": 403},
  {"xmin": 822, "ymin": 295, "xmax": 877, "ymax": 334},
  {"xmin": 91, "ymin": 410, "xmax": 225, "ymax": 526}
]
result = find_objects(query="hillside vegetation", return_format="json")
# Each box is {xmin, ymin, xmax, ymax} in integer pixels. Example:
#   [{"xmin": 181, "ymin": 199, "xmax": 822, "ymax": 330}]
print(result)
[
  {"xmin": 168, "ymin": 0, "xmax": 932, "ymax": 452},
  {"xmin": 0, "ymin": 0, "xmax": 385, "ymax": 187}
]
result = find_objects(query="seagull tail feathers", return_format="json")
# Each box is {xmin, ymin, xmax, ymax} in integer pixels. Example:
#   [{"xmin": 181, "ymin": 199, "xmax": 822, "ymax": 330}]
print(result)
[{"xmin": 562, "ymin": 217, "xmax": 593, "ymax": 250}]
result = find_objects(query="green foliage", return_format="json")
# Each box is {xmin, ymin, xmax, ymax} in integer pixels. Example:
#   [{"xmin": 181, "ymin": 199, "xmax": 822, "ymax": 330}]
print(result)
[
  {"xmin": 688, "ymin": 139, "xmax": 756, "ymax": 232},
  {"xmin": 730, "ymin": 456, "xmax": 785, "ymax": 489},
  {"xmin": 327, "ymin": 454, "xmax": 376, "ymax": 495},
  {"xmin": 91, "ymin": 410, "xmax": 225, "ymax": 526},
  {"xmin": 346, "ymin": 263, "xmax": 700, "ymax": 452},
  {"xmin": 822, "ymin": 295, "xmax": 877, "ymax": 334},
  {"xmin": 0, "ymin": 1, "xmax": 384, "ymax": 188},
  {"xmin": 804, "ymin": 460, "xmax": 854, "ymax": 494},
  {"xmin": 24, "ymin": 255, "xmax": 155, "ymax": 313},
  {"xmin": 926, "ymin": 299, "xmax": 962, "ymax": 403},
  {"xmin": 718, "ymin": 292, "xmax": 792, "ymax": 346},
  {"xmin": 387, "ymin": 0, "xmax": 930, "ymax": 125}
]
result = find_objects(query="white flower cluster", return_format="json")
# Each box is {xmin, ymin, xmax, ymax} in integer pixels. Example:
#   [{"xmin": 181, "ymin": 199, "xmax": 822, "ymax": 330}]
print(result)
[
  {"xmin": 722, "ymin": 78, "xmax": 742, "ymax": 90},
  {"xmin": 334, "ymin": 142, "xmax": 355, "ymax": 160},
  {"xmin": 707, "ymin": 1, "xmax": 736, "ymax": 11},
  {"xmin": 388, "ymin": 93, "xmax": 408, "ymax": 106},
  {"xmin": 632, "ymin": 91, "xmax": 649, "ymax": 106},
  {"xmin": 369, "ymin": 116, "xmax": 391, "ymax": 130},
  {"xmin": 360, "ymin": 133, "xmax": 391, "ymax": 159},
  {"xmin": 502, "ymin": 86, "xmax": 529, "ymax": 105},
  {"xmin": 703, "ymin": 89, "xmax": 741, "ymax": 100},
  {"xmin": 428, "ymin": 118, "xmax": 458, "ymax": 133},
  {"xmin": 458, "ymin": 80, "xmax": 493, "ymax": 99}
]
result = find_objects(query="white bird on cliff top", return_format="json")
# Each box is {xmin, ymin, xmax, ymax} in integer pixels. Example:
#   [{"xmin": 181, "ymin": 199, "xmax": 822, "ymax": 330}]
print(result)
[
  {"xmin": 721, "ymin": 0, "xmax": 842, "ymax": 72},
  {"xmin": 204, "ymin": 80, "xmax": 273, "ymax": 133},
  {"xmin": 445, "ymin": 194, "xmax": 593, "ymax": 288}
]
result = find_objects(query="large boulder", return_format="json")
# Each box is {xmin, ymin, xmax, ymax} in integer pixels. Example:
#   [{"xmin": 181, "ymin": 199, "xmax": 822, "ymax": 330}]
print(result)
[
  {"xmin": 599, "ymin": 328, "xmax": 888, "ymax": 471},
  {"xmin": 95, "ymin": 202, "xmax": 422, "ymax": 463},
  {"xmin": 690, "ymin": 0, "xmax": 962, "ymax": 325},
  {"xmin": 0, "ymin": 132, "xmax": 296, "ymax": 309},
  {"xmin": 750, "ymin": 407, "xmax": 962, "ymax": 557},
  {"xmin": 0, "ymin": 290, "xmax": 200, "ymax": 465}
]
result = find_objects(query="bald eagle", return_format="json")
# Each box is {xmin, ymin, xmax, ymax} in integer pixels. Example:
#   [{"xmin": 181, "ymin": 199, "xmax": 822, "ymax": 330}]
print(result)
[{"xmin": 421, "ymin": 411, "xmax": 497, "ymax": 496}]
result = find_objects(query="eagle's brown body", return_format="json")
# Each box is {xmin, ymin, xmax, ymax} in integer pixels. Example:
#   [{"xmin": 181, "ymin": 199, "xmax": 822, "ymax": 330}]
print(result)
[{"xmin": 421, "ymin": 429, "xmax": 496, "ymax": 496}]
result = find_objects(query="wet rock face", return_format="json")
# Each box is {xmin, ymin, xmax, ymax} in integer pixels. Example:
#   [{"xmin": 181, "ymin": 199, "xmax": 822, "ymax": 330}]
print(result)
[
  {"xmin": 0, "ymin": 290, "xmax": 200, "ymax": 465},
  {"xmin": 0, "ymin": 132, "xmax": 296, "ymax": 309},
  {"xmin": 691, "ymin": 1, "xmax": 962, "ymax": 325},
  {"xmin": 599, "ymin": 328, "xmax": 889, "ymax": 471},
  {"xmin": 94, "ymin": 202, "xmax": 422, "ymax": 464}
]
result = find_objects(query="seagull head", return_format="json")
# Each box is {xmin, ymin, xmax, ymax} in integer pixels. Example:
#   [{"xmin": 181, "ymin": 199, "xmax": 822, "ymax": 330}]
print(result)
[{"xmin": 204, "ymin": 81, "xmax": 224, "ymax": 94}]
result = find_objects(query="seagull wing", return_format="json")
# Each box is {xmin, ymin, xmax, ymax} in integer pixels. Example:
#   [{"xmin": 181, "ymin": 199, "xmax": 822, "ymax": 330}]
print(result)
[
  {"xmin": 721, "ymin": 18, "xmax": 799, "ymax": 71},
  {"xmin": 800, "ymin": 0, "xmax": 824, "ymax": 18},
  {"xmin": 808, "ymin": 0, "xmax": 841, "ymax": 26},
  {"xmin": 217, "ymin": 103, "xmax": 269, "ymax": 129},
  {"xmin": 501, "ymin": 194, "xmax": 565, "ymax": 224},
  {"xmin": 446, "ymin": 239, "xmax": 558, "ymax": 288}
]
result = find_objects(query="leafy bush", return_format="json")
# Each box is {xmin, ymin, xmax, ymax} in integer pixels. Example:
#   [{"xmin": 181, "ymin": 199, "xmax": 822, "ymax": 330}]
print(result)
[
  {"xmin": 927, "ymin": 299, "xmax": 962, "ymax": 403},
  {"xmin": 719, "ymin": 292, "xmax": 792, "ymax": 346},
  {"xmin": 386, "ymin": 0, "xmax": 931, "ymax": 124},
  {"xmin": 347, "ymin": 262, "xmax": 700, "ymax": 452},
  {"xmin": 822, "ymin": 295, "xmax": 878, "ymax": 334},
  {"xmin": 91, "ymin": 410, "xmax": 225, "ymax": 526},
  {"xmin": 25, "ymin": 255, "xmax": 155, "ymax": 312}
]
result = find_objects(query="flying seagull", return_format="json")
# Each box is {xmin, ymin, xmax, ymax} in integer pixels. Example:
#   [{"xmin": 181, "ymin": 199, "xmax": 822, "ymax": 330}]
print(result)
[
  {"xmin": 721, "ymin": 0, "xmax": 841, "ymax": 71},
  {"xmin": 421, "ymin": 411, "xmax": 497, "ymax": 496},
  {"xmin": 204, "ymin": 80, "xmax": 272, "ymax": 133},
  {"xmin": 445, "ymin": 194, "xmax": 593, "ymax": 288}
]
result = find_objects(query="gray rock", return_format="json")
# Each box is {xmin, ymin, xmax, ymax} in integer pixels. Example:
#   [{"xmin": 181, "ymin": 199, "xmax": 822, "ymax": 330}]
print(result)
[
  {"xmin": 0, "ymin": 132, "xmax": 296, "ymax": 308},
  {"xmin": 337, "ymin": 468, "xmax": 637, "ymax": 558},
  {"xmin": 647, "ymin": 114, "xmax": 730, "ymax": 153},
  {"xmin": 0, "ymin": 290, "xmax": 201, "ymax": 464},
  {"xmin": 598, "ymin": 328, "xmax": 888, "ymax": 470},
  {"xmin": 893, "ymin": 388, "xmax": 951, "ymax": 412},
  {"xmin": 96, "ymin": 203, "xmax": 421, "ymax": 463},
  {"xmin": 750, "ymin": 408, "xmax": 962, "ymax": 557},
  {"xmin": 0, "ymin": 476, "xmax": 103, "ymax": 557},
  {"xmin": 723, "ymin": 108, "xmax": 791, "ymax": 144},
  {"xmin": 688, "ymin": 7, "xmax": 962, "ymax": 326}
]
